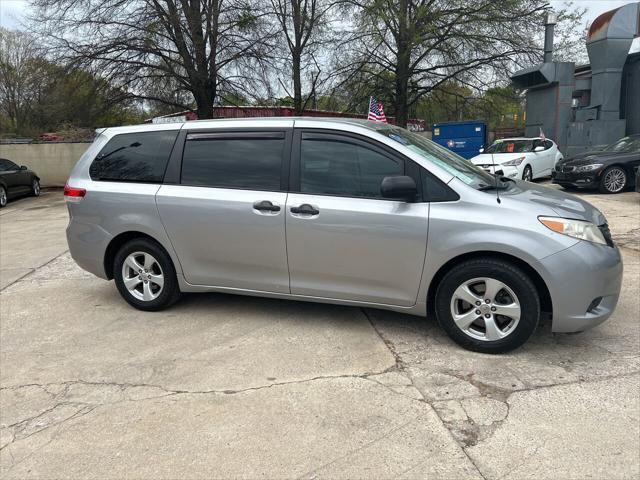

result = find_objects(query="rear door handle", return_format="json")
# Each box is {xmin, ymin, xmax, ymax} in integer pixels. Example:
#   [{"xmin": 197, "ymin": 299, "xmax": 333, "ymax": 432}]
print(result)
[
  {"xmin": 253, "ymin": 200, "xmax": 281, "ymax": 212},
  {"xmin": 290, "ymin": 204, "xmax": 319, "ymax": 215}
]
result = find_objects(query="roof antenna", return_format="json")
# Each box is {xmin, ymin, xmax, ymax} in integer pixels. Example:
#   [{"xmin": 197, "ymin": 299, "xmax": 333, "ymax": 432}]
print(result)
[{"xmin": 489, "ymin": 143, "xmax": 501, "ymax": 204}]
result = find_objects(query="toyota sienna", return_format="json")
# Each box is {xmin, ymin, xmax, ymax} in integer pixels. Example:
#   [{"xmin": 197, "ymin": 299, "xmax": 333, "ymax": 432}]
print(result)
[{"xmin": 65, "ymin": 118, "xmax": 623, "ymax": 353}]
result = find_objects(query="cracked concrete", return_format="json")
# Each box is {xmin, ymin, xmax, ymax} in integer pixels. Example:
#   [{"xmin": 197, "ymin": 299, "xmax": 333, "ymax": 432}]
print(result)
[{"xmin": 1, "ymin": 187, "xmax": 639, "ymax": 478}]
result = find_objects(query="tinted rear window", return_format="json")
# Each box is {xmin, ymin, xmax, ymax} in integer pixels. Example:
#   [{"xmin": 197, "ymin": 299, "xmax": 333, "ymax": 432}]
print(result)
[
  {"xmin": 89, "ymin": 131, "xmax": 178, "ymax": 182},
  {"xmin": 181, "ymin": 135, "xmax": 284, "ymax": 190}
]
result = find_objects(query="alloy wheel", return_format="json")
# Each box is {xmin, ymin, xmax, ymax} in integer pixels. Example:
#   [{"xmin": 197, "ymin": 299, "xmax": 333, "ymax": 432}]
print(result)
[
  {"xmin": 450, "ymin": 277, "xmax": 521, "ymax": 342},
  {"xmin": 33, "ymin": 180, "xmax": 40, "ymax": 196},
  {"xmin": 0, "ymin": 187, "xmax": 6, "ymax": 207},
  {"xmin": 603, "ymin": 167, "xmax": 626, "ymax": 193},
  {"xmin": 523, "ymin": 167, "xmax": 532, "ymax": 182},
  {"xmin": 121, "ymin": 251, "xmax": 164, "ymax": 301}
]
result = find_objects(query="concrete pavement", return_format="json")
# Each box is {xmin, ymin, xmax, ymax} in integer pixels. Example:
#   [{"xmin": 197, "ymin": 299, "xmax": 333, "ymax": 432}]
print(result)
[{"xmin": 1, "ymin": 187, "xmax": 638, "ymax": 478}]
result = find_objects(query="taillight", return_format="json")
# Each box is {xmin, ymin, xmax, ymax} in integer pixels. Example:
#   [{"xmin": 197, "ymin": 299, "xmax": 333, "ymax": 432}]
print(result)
[{"xmin": 64, "ymin": 182, "xmax": 86, "ymax": 202}]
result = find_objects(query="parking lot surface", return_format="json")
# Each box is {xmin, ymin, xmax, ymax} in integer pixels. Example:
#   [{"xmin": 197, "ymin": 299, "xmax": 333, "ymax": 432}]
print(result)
[{"xmin": 1, "ymin": 184, "xmax": 639, "ymax": 479}]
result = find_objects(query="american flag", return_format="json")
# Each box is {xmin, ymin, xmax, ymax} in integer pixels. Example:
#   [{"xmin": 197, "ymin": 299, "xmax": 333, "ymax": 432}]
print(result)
[
  {"xmin": 368, "ymin": 96, "xmax": 387, "ymax": 122},
  {"xmin": 539, "ymin": 127, "xmax": 546, "ymax": 142}
]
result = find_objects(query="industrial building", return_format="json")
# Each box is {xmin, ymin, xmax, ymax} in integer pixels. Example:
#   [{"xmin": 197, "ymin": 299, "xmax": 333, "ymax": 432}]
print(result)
[{"xmin": 512, "ymin": 2, "xmax": 640, "ymax": 156}]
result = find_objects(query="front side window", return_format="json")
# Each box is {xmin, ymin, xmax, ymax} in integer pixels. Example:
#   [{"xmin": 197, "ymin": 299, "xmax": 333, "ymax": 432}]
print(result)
[
  {"xmin": 300, "ymin": 135, "xmax": 403, "ymax": 198},
  {"xmin": 603, "ymin": 136, "xmax": 640, "ymax": 153},
  {"xmin": 90, "ymin": 130, "xmax": 178, "ymax": 182},
  {"xmin": 0, "ymin": 159, "xmax": 19, "ymax": 171},
  {"xmin": 181, "ymin": 134, "xmax": 284, "ymax": 190}
]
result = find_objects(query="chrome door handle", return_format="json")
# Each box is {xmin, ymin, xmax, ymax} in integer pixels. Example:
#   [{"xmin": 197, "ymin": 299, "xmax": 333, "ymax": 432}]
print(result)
[
  {"xmin": 253, "ymin": 200, "xmax": 281, "ymax": 212},
  {"xmin": 290, "ymin": 204, "xmax": 319, "ymax": 215}
]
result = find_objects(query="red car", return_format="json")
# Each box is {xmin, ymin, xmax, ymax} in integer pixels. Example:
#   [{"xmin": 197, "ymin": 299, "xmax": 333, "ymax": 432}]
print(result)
[{"xmin": 40, "ymin": 133, "xmax": 64, "ymax": 142}]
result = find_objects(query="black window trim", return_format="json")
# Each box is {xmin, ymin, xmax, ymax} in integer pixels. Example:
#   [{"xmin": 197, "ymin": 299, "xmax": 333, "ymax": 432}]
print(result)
[
  {"xmin": 291, "ymin": 128, "xmax": 458, "ymax": 203},
  {"xmin": 174, "ymin": 128, "xmax": 293, "ymax": 192},
  {"xmin": 90, "ymin": 129, "xmax": 181, "ymax": 184}
]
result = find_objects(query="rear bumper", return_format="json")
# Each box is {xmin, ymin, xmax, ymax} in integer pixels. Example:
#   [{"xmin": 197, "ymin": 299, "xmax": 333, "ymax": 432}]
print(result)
[
  {"xmin": 551, "ymin": 169, "xmax": 602, "ymax": 188},
  {"xmin": 66, "ymin": 218, "xmax": 112, "ymax": 279},
  {"xmin": 539, "ymin": 240, "xmax": 623, "ymax": 333}
]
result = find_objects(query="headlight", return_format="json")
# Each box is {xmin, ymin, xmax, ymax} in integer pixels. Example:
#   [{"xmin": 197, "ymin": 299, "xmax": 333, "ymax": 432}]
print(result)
[
  {"xmin": 574, "ymin": 163, "xmax": 603, "ymax": 172},
  {"xmin": 503, "ymin": 156, "xmax": 526, "ymax": 166},
  {"xmin": 538, "ymin": 216, "xmax": 607, "ymax": 245}
]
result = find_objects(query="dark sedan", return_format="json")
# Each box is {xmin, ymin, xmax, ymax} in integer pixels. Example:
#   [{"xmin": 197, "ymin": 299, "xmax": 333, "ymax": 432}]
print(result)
[
  {"xmin": 0, "ymin": 158, "xmax": 41, "ymax": 208},
  {"xmin": 552, "ymin": 134, "xmax": 640, "ymax": 194}
]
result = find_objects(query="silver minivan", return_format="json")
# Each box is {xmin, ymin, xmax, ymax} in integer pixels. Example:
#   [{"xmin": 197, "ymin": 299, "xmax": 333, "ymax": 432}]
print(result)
[{"xmin": 65, "ymin": 118, "xmax": 623, "ymax": 353}]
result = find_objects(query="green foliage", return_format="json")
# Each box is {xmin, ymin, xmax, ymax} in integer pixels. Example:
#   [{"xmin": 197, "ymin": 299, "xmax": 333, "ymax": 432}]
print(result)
[
  {"xmin": 1, "ymin": 27, "xmax": 143, "ymax": 138},
  {"xmin": 414, "ymin": 83, "xmax": 524, "ymax": 129}
]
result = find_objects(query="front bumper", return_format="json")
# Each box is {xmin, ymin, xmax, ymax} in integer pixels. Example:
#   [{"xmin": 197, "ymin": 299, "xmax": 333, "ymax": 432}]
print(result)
[
  {"xmin": 478, "ymin": 164, "xmax": 520, "ymax": 178},
  {"xmin": 551, "ymin": 168, "xmax": 603, "ymax": 188},
  {"xmin": 539, "ymin": 240, "xmax": 623, "ymax": 333}
]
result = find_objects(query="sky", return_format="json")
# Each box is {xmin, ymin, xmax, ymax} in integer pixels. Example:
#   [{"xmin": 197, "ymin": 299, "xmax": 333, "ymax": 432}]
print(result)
[{"xmin": 1, "ymin": 0, "xmax": 638, "ymax": 51}]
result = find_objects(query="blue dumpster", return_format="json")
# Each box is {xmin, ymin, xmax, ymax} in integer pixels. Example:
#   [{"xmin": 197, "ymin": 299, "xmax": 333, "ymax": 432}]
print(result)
[{"xmin": 431, "ymin": 121, "xmax": 487, "ymax": 159}]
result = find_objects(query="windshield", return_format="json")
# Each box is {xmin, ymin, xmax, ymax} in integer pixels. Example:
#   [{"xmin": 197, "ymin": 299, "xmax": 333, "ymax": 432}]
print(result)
[
  {"xmin": 602, "ymin": 136, "xmax": 640, "ymax": 153},
  {"xmin": 485, "ymin": 139, "xmax": 533, "ymax": 154},
  {"xmin": 377, "ymin": 126, "xmax": 497, "ymax": 189}
]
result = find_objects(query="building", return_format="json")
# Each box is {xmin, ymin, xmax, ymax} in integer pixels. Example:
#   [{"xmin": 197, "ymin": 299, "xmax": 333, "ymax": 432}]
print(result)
[{"xmin": 511, "ymin": 3, "xmax": 640, "ymax": 156}]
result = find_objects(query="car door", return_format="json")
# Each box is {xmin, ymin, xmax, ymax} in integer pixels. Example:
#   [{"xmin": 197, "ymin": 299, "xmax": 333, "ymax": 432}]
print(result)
[
  {"xmin": 543, "ymin": 140, "xmax": 556, "ymax": 174},
  {"xmin": 530, "ymin": 139, "xmax": 545, "ymax": 177},
  {"xmin": 285, "ymin": 130, "xmax": 429, "ymax": 307},
  {"xmin": 156, "ymin": 130, "xmax": 291, "ymax": 293}
]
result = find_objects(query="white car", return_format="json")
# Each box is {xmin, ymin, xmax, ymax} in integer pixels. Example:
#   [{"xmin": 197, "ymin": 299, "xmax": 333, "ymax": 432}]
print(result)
[{"xmin": 470, "ymin": 137, "xmax": 563, "ymax": 181}]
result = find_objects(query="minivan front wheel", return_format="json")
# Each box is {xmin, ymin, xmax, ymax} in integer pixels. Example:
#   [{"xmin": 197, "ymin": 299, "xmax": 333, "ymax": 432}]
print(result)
[
  {"xmin": 113, "ymin": 238, "xmax": 181, "ymax": 311},
  {"xmin": 435, "ymin": 258, "xmax": 540, "ymax": 353}
]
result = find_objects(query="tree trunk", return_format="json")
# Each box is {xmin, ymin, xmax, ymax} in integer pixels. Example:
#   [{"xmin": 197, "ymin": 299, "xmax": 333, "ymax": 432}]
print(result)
[
  {"xmin": 292, "ymin": 50, "xmax": 303, "ymax": 115},
  {"xmin": 394, "ymin": 0, "xmax": 410, "ymax": 128},
  {"xmin": 194, "ymin": 85, "xmax": 214, "ymax": 119}
]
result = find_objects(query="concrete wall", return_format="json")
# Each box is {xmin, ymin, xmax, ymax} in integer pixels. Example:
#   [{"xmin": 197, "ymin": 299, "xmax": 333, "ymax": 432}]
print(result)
[{"xmin": 0, "ymin": 143, "xmax": 90, "ymax": 187}]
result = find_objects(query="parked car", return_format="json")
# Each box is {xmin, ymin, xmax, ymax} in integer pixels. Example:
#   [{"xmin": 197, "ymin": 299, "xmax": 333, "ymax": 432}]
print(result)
[
  {"xmin": 40, "ymin": 133, "xmax": 65, "ymax": 142},
  {"xmin": 469, "ymin": 137, "xmax": 563, "ymax": 182},
  {"xmin": 0, "ymin": 158, "xmax": 41, "ymax": 208},
  {"xmin": 64, "ymin": 119, "xmax": 622, "ymax": 354},
  {"xmin": 552, "ymin": 134, "xmax": 640, "ymax": 193}
]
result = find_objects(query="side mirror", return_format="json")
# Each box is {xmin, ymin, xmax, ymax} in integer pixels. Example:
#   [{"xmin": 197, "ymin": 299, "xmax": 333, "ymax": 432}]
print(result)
[
  {"xmin": 20, "ymin": 165, "xmax": 28, "ymax": 170},
  {"xmin": 381, "ymin": 175, "xmax": 417, "ymax": 201},
  {"xmin": 479, "ymin": 147, "xmax": 484, "ymax": 153},
  {"xmin": 534, "ymin": 146, "xmax": 544, "ymax": 152}
]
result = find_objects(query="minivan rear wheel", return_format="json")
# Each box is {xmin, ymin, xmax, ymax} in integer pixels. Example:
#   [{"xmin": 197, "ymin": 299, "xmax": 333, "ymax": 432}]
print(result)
[
  {"xmin": 113, "ymin": 238, "xmax": 181, "ymax": 311},
  {"xmin": 435, "ymin": 258, "xmax": 540, "ymax": 353}
]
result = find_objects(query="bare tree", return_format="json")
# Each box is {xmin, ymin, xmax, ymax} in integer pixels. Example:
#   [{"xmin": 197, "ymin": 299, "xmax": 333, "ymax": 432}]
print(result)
[
  {"xmin": 269, "ymin": 0, "xmax": 341, "ymax": 114},
  {"xmin": 0, "ymin": 28, "xmax": 41, "ymax": 133},
  {"xmin": 342, "ymin": 0, "xmax": 583, "ymax": 127},
  {"xmin": 29, "ymin": 0, "xmax": 273, "ymax": 118}
]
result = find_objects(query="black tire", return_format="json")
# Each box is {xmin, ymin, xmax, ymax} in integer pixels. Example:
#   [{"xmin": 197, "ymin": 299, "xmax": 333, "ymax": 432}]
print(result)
[
  {"xmin": 598, "ymin": 166, "xmax": 627, "ymax": 194},
  {"xmin": 434, "ymin": 258, "xmax": 540, "ymax": 354},
  {"xmin": 0, "ymin": 186, "xmax": 7, "ymax": 208},
  {"xmin": 32, "ymin": 178, "xmax": 41, "ymax": 196},
  {"xmin": 522, "ymin": 165, "xmax": 533, "ymax": 182},
  {"xmin": 113, "ymin": 237, "xmax": 181, "ymax": 311}
]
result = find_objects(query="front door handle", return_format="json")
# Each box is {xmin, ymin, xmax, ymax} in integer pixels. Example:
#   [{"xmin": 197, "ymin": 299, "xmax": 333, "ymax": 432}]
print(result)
[
  {"xmin": 253, "ymin": 200, "xmax": 281, "ymax": 212},
  {"xmin": 290, "ymin": 204, "xmax": 319, "ymax": 215}
]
